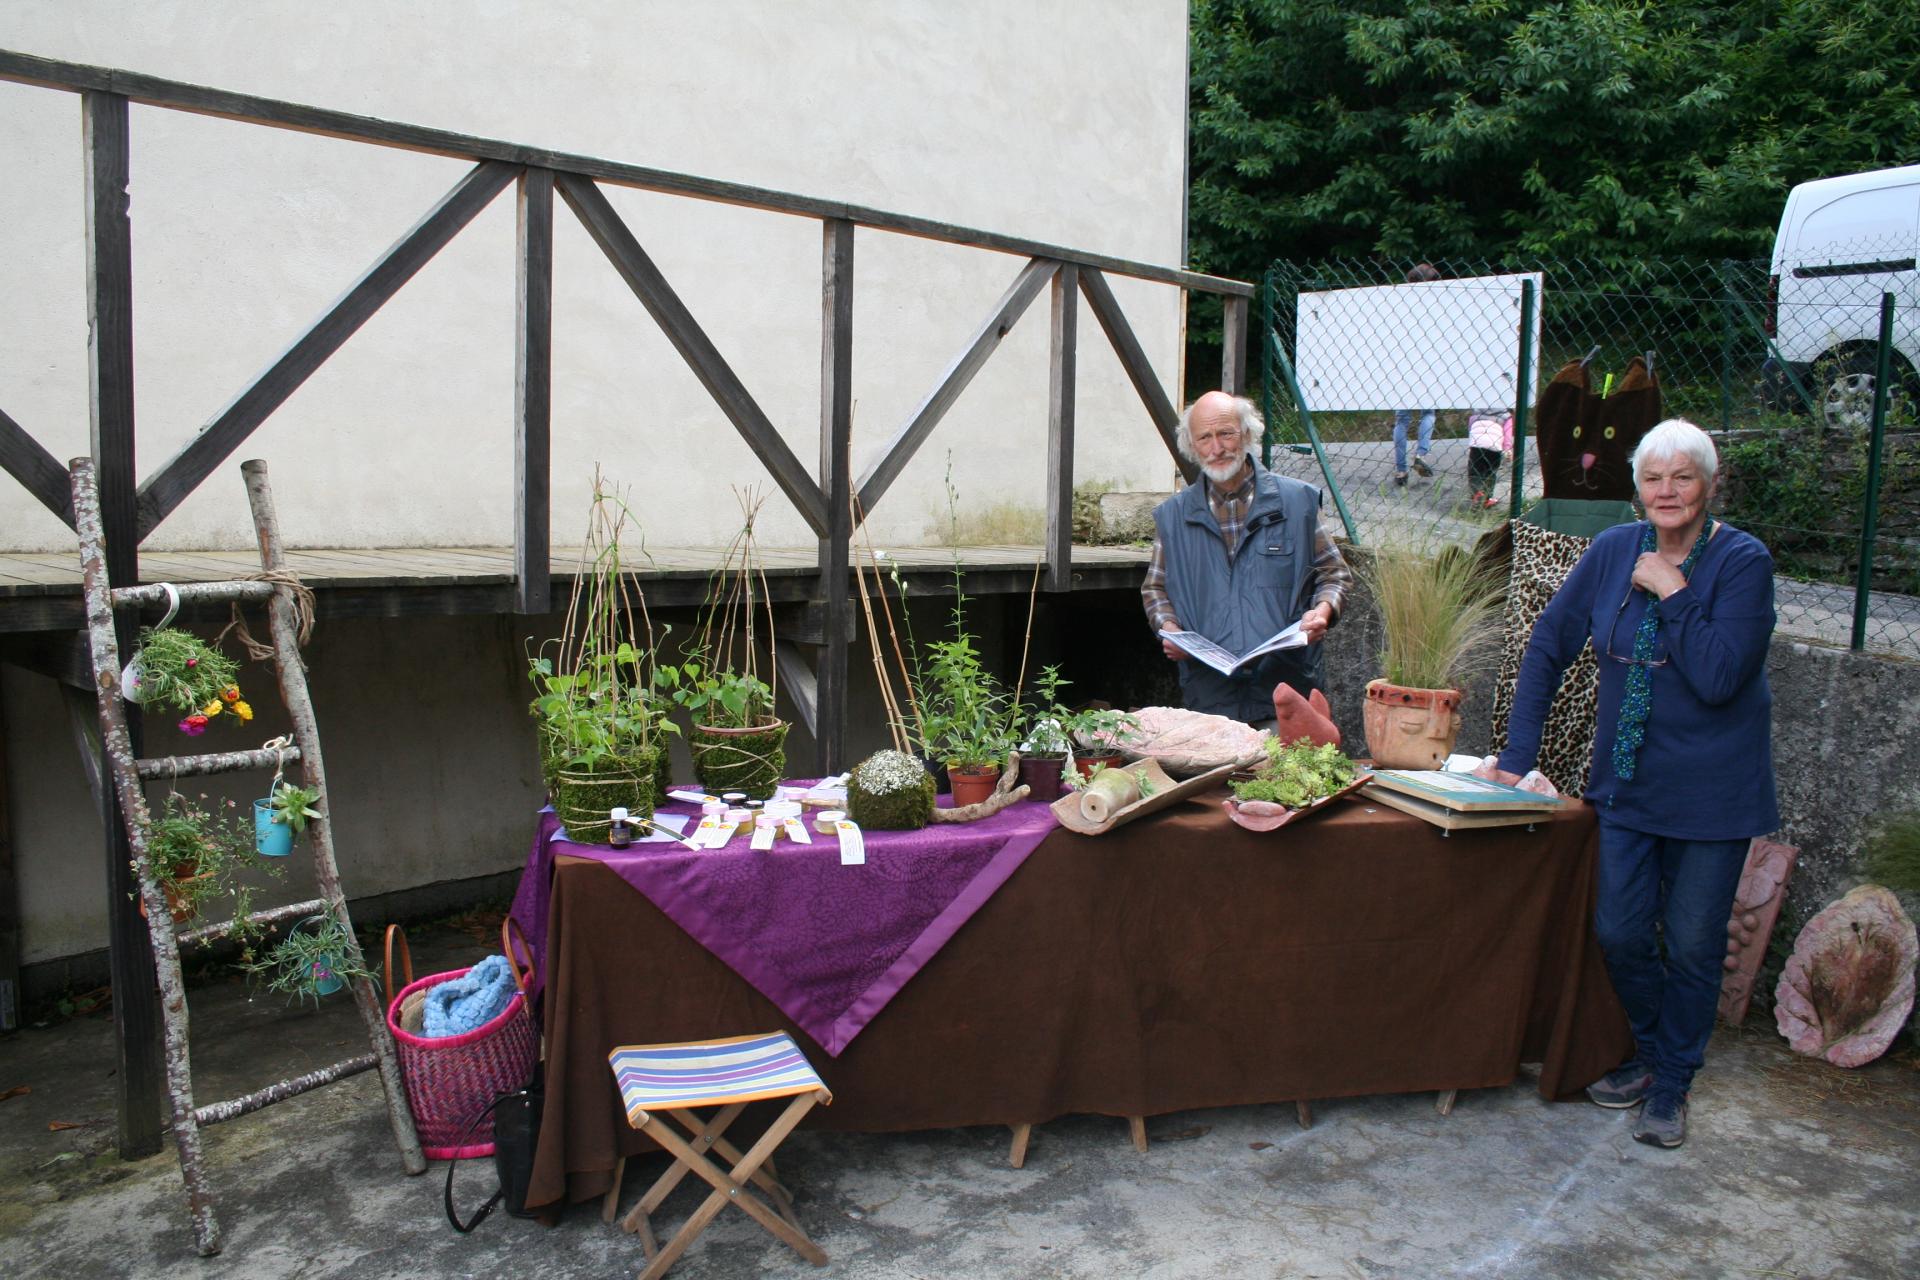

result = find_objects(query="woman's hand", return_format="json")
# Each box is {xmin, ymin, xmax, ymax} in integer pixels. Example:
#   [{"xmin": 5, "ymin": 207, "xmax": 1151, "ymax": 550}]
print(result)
[
  {"xmin": 1471, "ymin": 759, "xmax": 1525, "ymax": 787},
  {"xmin": 1631, "ymin": 553, "xmax": 1688, "ymax": 600}
]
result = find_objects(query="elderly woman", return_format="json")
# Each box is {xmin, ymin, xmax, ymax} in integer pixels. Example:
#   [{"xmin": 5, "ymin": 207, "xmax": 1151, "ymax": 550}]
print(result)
[{"xmin": 1479, "ymin": 418, "xmax": 1777, "ymax": 1148}]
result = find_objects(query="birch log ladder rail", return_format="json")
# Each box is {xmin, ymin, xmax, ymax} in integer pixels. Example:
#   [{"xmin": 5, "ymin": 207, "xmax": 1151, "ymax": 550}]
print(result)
[{"xmin": 69, "ymin": 456, "xmax": 424, "ymax": 1258}]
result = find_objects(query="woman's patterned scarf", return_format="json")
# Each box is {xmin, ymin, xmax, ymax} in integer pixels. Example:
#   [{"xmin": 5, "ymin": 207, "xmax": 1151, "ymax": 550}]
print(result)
[{"xmin": 1612, "ymin": 517, "xmax": 1715, "ymax": 782}]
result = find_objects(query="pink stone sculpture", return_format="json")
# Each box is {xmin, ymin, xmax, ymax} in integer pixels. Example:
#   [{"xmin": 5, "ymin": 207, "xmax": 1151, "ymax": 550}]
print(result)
[
  {"xmin": 1271, "ymin": 685, "xmax": 1341, "ymax": 748},
  {"xmin": 1717, "ymin": 837, "xmax": 1801, "ymax": 1026},
  {"xmin": 1775, "ymin": 884, "xmax": 1919, "ymax": 1068}
]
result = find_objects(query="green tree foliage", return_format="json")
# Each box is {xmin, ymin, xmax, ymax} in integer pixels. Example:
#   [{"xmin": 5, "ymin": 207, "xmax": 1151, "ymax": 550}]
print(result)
[{"xmin": 1189, "ymin": 0, "xmax": 1920, "ymax": 282}]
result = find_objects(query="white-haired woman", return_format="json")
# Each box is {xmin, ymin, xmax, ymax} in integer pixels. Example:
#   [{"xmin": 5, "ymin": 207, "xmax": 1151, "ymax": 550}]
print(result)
[{"xmin": 1478, "ymin": 418, "xmax": 1777, "ymax": 1148}]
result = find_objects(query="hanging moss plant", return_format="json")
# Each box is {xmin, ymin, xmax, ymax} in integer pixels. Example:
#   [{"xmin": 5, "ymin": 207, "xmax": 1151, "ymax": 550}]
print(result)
[{"xmin": 847, "ymin": 749, "xmax": 935, "ymax": 831}]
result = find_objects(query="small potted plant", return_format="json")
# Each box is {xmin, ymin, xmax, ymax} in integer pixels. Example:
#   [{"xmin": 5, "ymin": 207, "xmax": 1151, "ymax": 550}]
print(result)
[
  {"xmin": 919, "ymin": 632, "xmax": 1017, "ymax": 807},
  {"xmin": 1060, "ymin": 703, "xmax": 1141, "ymax": 778},
  {"xmin": 122, "ymin": 625, "xmax": 253, "ymax": 737},
  {"xmin": 1356, "ymin": 542, "xmax": 1504, "ymax": 768},
  {"xmin": 654, "ymin": 653, "xmax": 787, "ymax": 800},
  {"xmin": 255, "ymin": 780, "xmax": 322, "ymax": 858},
  {"xmin": 244, "ymin": 910, "xmax": 371, "ymax": 1005},
  {"xmin": 140, "ymin": 793, "xmax": 246, "ymax": 924}
]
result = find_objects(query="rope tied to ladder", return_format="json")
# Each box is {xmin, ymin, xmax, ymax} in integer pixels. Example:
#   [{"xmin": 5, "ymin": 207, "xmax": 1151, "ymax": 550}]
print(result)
[{"xmin": 216, "ymin": 570, "xmax": 317, "ymax": 663}]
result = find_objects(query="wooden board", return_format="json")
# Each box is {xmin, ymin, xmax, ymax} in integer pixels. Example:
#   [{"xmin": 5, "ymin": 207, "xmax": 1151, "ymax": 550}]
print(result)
[
  {"xmin": 1359, "ymin": 784, "xmax": 1558, "ymax": 832},
  {"xmin": 1365, "ymin": 768, "xmax": 1564, "ymax": 812}
]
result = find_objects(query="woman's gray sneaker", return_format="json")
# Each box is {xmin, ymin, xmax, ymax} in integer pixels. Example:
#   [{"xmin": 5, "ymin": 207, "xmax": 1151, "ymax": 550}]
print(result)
[{"xmin": 1585, "ymin": 1063, "xmax": 1654, "ymax": 1109}]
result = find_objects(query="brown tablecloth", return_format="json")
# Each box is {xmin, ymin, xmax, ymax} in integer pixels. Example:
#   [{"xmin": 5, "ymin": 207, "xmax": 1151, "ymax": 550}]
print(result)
[{"xmin": 529, "ymin": 793, "xmax": 1630, "ymax": 1209}]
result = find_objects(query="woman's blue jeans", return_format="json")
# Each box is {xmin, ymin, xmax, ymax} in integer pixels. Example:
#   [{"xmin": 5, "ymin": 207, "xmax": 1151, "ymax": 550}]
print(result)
[
  {"xmin": 1392, "ymin": 408, "xmax": 1434, "ymax": 472},
  {"xmin": 1594, "ymin": 819, "xmax": 1748, "ymax": 1098}
]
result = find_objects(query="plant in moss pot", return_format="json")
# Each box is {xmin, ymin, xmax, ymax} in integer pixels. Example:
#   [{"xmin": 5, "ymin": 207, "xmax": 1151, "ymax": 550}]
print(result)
[
  {"xmin": 529, "ymin": 475, "xmax": 674, "ymax": 842},
  {"xmin": 666, "ymin": 488, "xmax": 788, "ymax": 799}
]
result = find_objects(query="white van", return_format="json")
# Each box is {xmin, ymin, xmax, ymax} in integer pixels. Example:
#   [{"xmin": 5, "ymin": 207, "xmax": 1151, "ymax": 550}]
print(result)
[{"xmin": 1768, "ymin": 164, "xmax": 1919, "ymax": 429}]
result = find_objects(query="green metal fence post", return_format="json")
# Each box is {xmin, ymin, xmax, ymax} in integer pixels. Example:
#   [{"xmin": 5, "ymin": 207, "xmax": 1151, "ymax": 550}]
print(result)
[
  {"xmin": 1266, "ymin": 327, "xmax": 1360, "ymax": 545},
  {"xmin": 1259, "ymin": 268, "xmax": 1276, "ymax": 469},
  {"xmin": 1851, "ymin": 292, "xmax": 1898, "ymax": 651},
  {"xmin": 1508, "ymin": 278, "xmax": 1536, "ymax": 519},
  {"xmin": 1718, "ymin": 259, "xmax": 1734, "ymax": 434}
]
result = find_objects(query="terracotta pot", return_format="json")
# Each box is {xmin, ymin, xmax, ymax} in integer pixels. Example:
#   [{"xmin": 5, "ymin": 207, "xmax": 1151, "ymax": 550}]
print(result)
[
  {"xmin": 947, "ymin": 762, "xmax": 1001, "ymax": 807},
  {"xmin": 1074, "ymin": 752, "xmax": 1125, "ymax": 780},
  {"xmin": 140, "ymin": 872, "xmax": 211, "ymax": 924},
  {"xmin": 1362, "ymin": 679, "xmax": 1463, "ymax": 769}
]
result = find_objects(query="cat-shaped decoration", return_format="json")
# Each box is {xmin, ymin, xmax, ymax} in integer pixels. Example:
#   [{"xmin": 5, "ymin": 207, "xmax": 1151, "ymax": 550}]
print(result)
[{"xmin": 1535, "ymin": 355, "xmax": 1662, "ymax": 500}]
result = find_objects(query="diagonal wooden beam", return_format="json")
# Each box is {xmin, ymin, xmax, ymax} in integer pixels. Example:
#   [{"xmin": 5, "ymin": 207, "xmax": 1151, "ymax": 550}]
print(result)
[
  {"xmin": 1079, "ymin": 267, "xmax": 1195, "ymax": 483},
  {"xmin": 856, "ymin": 258, "xmax": 1059, "ymax": 515},
  {"xmin": 0, "ymin": 406, "xmax": 75, "ymax": 527},
  {"xmin": 556, "ymin": 172, "xmax": 829, "ymax": 536},
  {"xmin": 134, "ymin": 160, "xmax": 519, "ymax": 539}
]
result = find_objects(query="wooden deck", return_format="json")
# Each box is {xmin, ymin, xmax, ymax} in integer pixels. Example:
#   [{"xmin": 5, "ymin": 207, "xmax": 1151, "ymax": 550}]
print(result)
[{"xmin": 0, "ymin": 542, "xmax": 1152, "ymax": 633}]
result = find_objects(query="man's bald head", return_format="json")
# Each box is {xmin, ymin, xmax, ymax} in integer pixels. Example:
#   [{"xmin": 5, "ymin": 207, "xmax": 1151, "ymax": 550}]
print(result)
[{"xmin": 1176, "ymin": 392, "xmax": 1261, "ymax": 482}]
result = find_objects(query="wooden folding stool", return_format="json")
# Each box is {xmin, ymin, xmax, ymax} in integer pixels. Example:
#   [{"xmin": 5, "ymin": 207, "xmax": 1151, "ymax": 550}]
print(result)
[{"xmin": 604, "ymin": 1031, "xmax": 833, "ymax": 1279}]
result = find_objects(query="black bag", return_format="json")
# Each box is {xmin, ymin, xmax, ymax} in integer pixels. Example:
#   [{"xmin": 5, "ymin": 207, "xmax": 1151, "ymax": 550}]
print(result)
[{"xmin": 445, "ymin": 1071, "xmax": 544, "ymax": 1232}]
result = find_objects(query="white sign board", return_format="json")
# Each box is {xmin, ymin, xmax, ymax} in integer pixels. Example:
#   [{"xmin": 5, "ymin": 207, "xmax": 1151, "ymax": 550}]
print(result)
[{"xmin": 1294, "ymin": 273, "xmax": 1544, "ymax": 412}]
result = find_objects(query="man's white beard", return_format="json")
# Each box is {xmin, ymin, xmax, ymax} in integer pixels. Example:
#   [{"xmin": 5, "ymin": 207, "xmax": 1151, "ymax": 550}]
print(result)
[{"xmin": 1202, "ymin": 452, "xmax": 1251, "ymax": 485}]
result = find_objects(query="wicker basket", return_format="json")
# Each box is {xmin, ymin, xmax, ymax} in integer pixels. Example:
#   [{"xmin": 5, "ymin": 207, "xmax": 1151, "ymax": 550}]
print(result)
[{"xmin": 384, "ymin": 925, "xmax": 539, "ymax": 1160}]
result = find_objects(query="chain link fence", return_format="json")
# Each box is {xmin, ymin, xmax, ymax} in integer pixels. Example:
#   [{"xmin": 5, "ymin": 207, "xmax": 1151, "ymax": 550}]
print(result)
[{"xmin": 1259, "ymin": 250, "xmax": 1920, "ymax": 657}]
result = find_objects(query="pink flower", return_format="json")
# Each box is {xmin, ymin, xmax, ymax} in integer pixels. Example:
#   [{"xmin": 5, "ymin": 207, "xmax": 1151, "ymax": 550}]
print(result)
[
  {"xmin": 178, "ymin": 714, "xmax": 209, "ymax": 737},
  {"xmin": 185, "ymin": 658, "xmax": 198, "ymax": 668}
]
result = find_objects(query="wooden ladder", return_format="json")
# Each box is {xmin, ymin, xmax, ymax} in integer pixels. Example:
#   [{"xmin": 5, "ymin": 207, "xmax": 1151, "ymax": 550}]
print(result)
[{"xmin": 70, "ymin": 456, "xmax": 424, "ymax": 1256}]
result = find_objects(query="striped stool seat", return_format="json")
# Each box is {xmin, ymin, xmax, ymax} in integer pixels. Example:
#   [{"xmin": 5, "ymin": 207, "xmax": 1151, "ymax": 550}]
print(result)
[
  {"xmin": 611, "ymin": 1032, "xmax": 829, "ymax": 1118},
  {"xmin": 603, "ymin": 1032, "xmax": 833, "ymax": 1280}
]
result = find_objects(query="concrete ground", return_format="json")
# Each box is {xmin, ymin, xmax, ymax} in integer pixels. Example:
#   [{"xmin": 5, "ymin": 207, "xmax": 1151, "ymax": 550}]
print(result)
[{"xmin": 2, "ymin": 915, "xmax": 1917, "ymax": 1280}]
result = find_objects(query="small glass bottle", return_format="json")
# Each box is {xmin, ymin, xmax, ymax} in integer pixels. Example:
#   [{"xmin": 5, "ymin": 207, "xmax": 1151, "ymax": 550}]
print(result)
[{"xmin": 607, "ymin": 807, "xmax": 634, "ymax": 849}]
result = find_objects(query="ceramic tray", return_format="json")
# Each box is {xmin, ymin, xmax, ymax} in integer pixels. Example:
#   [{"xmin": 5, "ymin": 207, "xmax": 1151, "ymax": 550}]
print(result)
[
  {"xmin": 1051, "ymin": 758, "xmax": 1241, "ymax": 836},
  {"xmin": 1221, "ymin": 770, "xmax": 1373, "ymax": 832}
]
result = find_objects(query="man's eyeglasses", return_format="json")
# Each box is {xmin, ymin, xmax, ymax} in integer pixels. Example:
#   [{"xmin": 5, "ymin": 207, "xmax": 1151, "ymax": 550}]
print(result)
[{"xmin": 1604, "ymin": 586, "xmax": 1667, "ymax": 667}]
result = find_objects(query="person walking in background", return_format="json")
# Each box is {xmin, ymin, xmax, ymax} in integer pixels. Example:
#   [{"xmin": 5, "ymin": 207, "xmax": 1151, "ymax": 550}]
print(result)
[
  {"xmin": 1466, "ymin": 408, "xmax": 1514, "ymax": 508},
  {"xmin": 1392, "ymin": 262, "xmax": 1442, "ymax": 487}
]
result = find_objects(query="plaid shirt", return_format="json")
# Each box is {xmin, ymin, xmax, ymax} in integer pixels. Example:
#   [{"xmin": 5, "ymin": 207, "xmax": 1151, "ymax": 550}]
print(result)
[{"xmin": 1141, "ymin": 464, "xmax": 1352, "ymax": 634}]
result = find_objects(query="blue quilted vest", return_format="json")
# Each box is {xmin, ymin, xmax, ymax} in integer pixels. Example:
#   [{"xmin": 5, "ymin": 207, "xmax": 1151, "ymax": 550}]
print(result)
[{"xmin": 1151, "ymin": 463, "xmax": 1326, "ymax": 722}]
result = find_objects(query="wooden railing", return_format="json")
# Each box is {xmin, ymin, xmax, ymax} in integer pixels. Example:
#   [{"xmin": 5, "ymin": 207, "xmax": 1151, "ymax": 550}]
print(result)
[{"xmin": 0, "ymin": 48, "xmax": 1254, "ymax": 769}]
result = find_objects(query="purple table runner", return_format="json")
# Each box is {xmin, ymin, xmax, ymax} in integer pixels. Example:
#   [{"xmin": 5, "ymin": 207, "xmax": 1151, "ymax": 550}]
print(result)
[{"xmin": 510, "ymin": 793, "xmax": 1057, "ymax": 1055}]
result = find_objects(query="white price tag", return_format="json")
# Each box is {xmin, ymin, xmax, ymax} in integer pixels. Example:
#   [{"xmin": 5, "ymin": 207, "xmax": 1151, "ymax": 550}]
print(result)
[
  {"xmin": 692, "ymin": 817, "xmax": 737, "ymax": 849},
  {"xmin": 782, "ymin": 818, "xmax": 812, "ymax": 844},
  {"xmin": 836, "ymin": 821, "xmax": 865, "ymax": 866},
  {"xmin": 668, "ymin": 789, "xmax": 721, "ymax": 805},
  {"xmin": 750, "ymin": 821, "xmax": 776, "ymax": 852}
]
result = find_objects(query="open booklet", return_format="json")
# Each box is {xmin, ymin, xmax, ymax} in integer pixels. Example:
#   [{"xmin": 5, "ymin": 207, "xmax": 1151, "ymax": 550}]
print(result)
[{"xmin": 1162, "ymin": 620, "xmax": 1307, "ymax": 677}]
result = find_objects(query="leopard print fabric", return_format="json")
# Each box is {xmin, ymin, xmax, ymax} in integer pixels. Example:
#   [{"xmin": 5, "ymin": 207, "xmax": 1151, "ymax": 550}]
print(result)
[{"xmin": 1489, "ymin": 520, "xmax": 1601, "ymax": 798}]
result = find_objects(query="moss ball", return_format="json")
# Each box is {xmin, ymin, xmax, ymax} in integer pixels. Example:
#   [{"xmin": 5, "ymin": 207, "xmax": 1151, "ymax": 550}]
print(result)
[{"xmin": 847, "ymin": 750, "xmax": 935, "ymax": 831}]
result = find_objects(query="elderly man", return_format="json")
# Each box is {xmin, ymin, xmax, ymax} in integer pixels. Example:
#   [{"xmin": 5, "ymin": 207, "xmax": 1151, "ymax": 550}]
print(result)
[{"xmin": 1141, "ymin": 391, "xmax": 1351, "ymax": 723}]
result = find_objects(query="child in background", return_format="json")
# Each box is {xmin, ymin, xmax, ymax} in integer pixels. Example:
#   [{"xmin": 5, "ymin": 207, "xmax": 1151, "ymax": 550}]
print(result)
[{"xmin": 1466, "ymin": 409, "xmax": 1513, "ymax": 509}]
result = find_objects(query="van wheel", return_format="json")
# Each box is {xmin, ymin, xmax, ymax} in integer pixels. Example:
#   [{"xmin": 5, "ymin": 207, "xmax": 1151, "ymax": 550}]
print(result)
[{"xmin": 1819, "ymin": 349, "xmax": 1916, "ymax": 432}]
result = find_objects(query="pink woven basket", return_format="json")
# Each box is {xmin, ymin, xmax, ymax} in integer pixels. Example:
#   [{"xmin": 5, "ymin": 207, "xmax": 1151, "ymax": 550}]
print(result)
[{"xmin": 385, "ymin": 929, "xmax": 539, "ymax": 1160}]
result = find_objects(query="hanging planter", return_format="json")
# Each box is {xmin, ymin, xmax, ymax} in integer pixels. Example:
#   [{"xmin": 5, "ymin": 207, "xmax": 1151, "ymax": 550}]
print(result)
[
  {"xmin": 118, "ymin": 584, "xmax": 254, "ymax": 735},
  {"xmin": 689, "ymin": 718, "xmax": 788, "ymax": 800},
  {"xmin": 245, "ymin": 911, "xmax": 370, "ymax": 1006}
]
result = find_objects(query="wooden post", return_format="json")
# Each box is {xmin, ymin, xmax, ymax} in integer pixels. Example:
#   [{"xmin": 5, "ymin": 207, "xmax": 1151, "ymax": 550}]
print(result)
[
  {"xmin": 816, "ymin": 219, "xmax": 854, "ymax": 773},
  {"xmin": 84, "ymin": 90, "xmax": 165, "ymax": 1160},
  {"xmin": 514, "ymin": 168, "xmax": 554, "ymax": 615},
  {"xmin": 1221, "ymin": 295, "xmax": 1248, "ymax": 395},
  {"xmin": 0, "ymin": 676, "xmax": 17, "ymax": 1033},
  {"xmin": 1045, "ymin": 264, "xmax": 1078, "ymax": 593}
]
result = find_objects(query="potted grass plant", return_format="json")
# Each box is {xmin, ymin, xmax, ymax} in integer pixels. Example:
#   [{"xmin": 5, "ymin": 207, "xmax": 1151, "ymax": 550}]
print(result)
[
  {"xmin": 1356, "ymin": 542, "xmax": 1504, "ymax": 768},
  {"xmin": 530, "ymin": 475, "xmax": 674, "ymax": 842}
]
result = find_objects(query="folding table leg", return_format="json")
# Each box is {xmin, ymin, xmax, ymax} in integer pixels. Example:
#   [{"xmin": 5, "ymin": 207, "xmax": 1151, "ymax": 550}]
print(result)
[
  {"xmin": 1295, "ymin": 1100, "xmax": 1313, "ymax": 1130},
  {"xmin": 1436, "ymin": 1090, "xmax": 1458, "ymax": 1116},
  {"xmin": 1128, "ymin": 1116, "xmax": 1148, "ymax": 1153},
  {"xmin": 636, "ymin": 1091, "xmax": 828, "ymax": 1280},
  {"xmin": 1008, "ymin": 1123, "xmax": 1032, "ymax": 1169}
]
